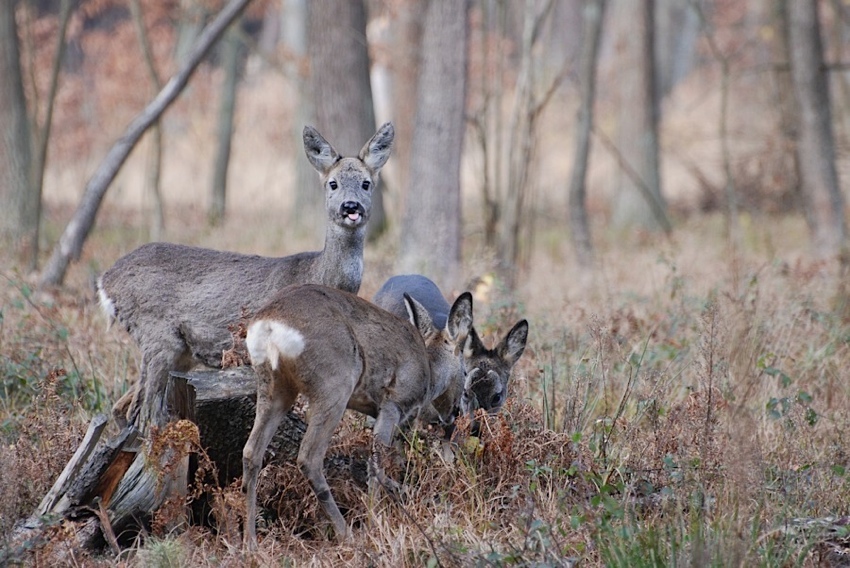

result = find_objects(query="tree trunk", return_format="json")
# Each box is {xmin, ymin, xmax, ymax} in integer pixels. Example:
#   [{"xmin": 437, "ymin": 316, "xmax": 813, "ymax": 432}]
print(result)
[
  {"xmin": 129, "ymin": 0, "xmax": 166, "ymax": 241},
  {"xmin": 0, "ymin": 0, "xmax": 33, "ymax": 243},
  {"xmin": 307, "ymin": 0, "xmax": 386, "ymax": 240},
  {"xmin": 209, "ymin": 21, "xmax": 243, "ymax": 227},
  {"xmin": 38, "ymin": 0, "xmax": 254, "ymax": 289},
  {"xmin": 397, "ymin": 0, "xmax": 469, "ymax": 293},
  {"xmin": 391, "ymin": 0, "xmax": 425, "ymax": 204},
  {"xmin": 284, "ymin": 0, "xmax": 321, "ymax": 241},
  {"xmin": 772, "ymin": 0, "xmax": 802, "ymax": 197},
  {"xmin": 610, "ymin": 0, "xmax": 668, "ymax": 233},
  {"xmin": 568, "ymin": 0, "xmax": 606, "ymax": 268},
  {"xmin": 175, "ymin": 0, "xmax": 207, "ymax": 64},
  {"xmin": 26, "ymin": 0, "xmax": 72, "ymax": 271},
  {"xmin": 787, "ymin": 0, "xmax": 846, "ymax": 257}
]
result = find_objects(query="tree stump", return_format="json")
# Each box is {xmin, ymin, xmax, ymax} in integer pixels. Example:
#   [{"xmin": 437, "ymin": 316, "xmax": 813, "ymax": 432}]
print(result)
[{"xmin": 7, "ymin": 366, "xmax": 367, "ymax": 556}]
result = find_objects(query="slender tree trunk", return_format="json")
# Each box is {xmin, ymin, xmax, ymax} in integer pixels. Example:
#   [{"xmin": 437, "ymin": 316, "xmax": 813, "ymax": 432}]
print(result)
[
  {"xmin": 771, "ymin": 0, "xmax": 802, "ymax": 214},
  {"xmin": 787, "ymin": 0, "xmax": 846, "ymax": 257},
  {"xmin": 39, "ymin": 0, "xmax": 254, "ymax": 288},
  {"xmin": 692, "ymin": 1, "xmax": 739, "ymax": 247},
  {"xmin": 26, "ymin": 0, "xmax": 72, "ymax": 270},
  {"xmin": 281, "ymin": 0, "xmax": 319, "ymax": 240},
  {"xmin": 397, "ymin": 0, "xmax": 469, "ymax": 293},
  {"xmin": 175, "ymin": 0, "xmax": 207, "ymax": 63},
  {"xmin": 611, "ymin": 0, "xmax": 667, "ymax": 232},
  {"xmin": 568, "ymin": 0, "xmax": 605, "ymax": 267},
  {"xmin": 0, "ymin": 0, "xmax": 33, "ymax": 244},
  {"xmin": 129, "ymin": 0, "xmax": 166, "ymax": 240},
  {"xmin": 209, "ymin": 21, "xmax": 243, "ymax": 227},
  {"xmin": 308, "ymin": 0, "xmax": 386, "ymax": 239}
]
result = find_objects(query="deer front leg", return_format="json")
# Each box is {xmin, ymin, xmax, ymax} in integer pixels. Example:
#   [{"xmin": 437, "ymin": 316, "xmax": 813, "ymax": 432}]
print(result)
[{"xmin": 369, "ymin": 402, "xmax": 402, "ymax": 496}]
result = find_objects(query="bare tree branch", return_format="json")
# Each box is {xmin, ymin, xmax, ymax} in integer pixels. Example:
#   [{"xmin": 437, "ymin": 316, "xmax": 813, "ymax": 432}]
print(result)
[{"xmin": 39, "ymin": 0, "xmax": 254, "ymax": 288}]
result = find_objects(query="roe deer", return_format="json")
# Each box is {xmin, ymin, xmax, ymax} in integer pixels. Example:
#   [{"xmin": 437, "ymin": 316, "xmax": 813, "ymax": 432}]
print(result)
[
  {"xmin": 373, "ymin": 274, "xmax": 529, "ymax": 429},
  {"xmin": 241, "ymin": 283, "xmax": 473, "ymax": 545},
  {"xmin": 97, "ymin": 123, "xmax": 394, "ymax": 427}
]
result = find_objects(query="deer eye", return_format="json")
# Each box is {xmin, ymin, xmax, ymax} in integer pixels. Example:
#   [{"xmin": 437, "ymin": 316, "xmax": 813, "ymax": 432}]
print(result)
[
  {"xmin": 361, "ymin": 180, "xmax": 371, "ymax": 191},
  {"xmin": 490, "ymin": 392, "xmax": 503, "ymax": 408},
  {"xmin": 329, "ymin": 180, "xmax": 338, "ymax": 190}
]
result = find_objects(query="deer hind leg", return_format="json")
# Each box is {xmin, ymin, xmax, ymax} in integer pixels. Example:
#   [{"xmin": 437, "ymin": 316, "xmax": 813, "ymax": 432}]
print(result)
[
  {"xmin": 296, "ymin": 390, "xmax": 352, "ymax": 541},
  {"xmin": 242, "ymin": 362, "xmax": 298, "ymax": 549}
]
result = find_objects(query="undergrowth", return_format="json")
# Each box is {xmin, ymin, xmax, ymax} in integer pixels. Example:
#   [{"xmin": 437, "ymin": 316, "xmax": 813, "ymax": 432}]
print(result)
[{"xmin": 2, "ymin": 215, "xmax": 850, "ymax": 566}]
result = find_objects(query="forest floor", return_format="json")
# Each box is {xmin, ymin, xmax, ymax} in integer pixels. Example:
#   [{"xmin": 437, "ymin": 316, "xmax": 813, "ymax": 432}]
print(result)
[{"xmin": 2, "ymin": 201, "xmax": 850, "ymax": 566}]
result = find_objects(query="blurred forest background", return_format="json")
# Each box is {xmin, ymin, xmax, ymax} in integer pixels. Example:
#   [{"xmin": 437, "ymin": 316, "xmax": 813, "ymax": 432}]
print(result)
[{"xmin": 1, "ymin": 0, "xmax": 847, "ymax": 292}]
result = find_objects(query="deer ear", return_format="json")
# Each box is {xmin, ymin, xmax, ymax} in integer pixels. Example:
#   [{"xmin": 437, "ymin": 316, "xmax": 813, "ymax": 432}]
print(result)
[
  {"xmin": 404, "ymin": 293, "xmax": 435, "ymax": 337},
  {"xmin": 498, "ymin": 319, "xmax": 529, "ymax": 366},
  {"xmin": 447, "ymin": 292, "xmax": 473, "ymax": 344},
  {"xmin": 303, "ymin": 125, "xmax": 340, "ymax": 175},
  {"xmin": 463, "ymin": 326, "xmax": 486, "ymax": 359},
  {"xmin": 359, "ymin": 122, "xmax": 394, "ymax": 172}
]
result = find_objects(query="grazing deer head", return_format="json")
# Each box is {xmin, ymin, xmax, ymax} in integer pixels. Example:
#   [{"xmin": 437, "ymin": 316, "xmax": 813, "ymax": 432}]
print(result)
[
  {"xmin": 373, "ymin": 274, "xmax": 529, "ymax": 430},
  {"xmin": 241, "ymin": 283, "xmax": 472, "ymax": 546}
]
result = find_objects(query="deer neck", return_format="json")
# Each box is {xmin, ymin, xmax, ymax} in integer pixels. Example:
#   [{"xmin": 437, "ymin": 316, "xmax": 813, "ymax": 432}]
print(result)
[{"xmin": 314, "ymin": 223, "xmax": 366, "ymax": 293}]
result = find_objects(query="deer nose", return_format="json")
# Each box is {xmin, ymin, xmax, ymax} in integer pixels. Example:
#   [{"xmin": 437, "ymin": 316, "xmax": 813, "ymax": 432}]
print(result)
[{"xmin": 341, "ymin": 201, "xmax": 361, "ymax": 215}]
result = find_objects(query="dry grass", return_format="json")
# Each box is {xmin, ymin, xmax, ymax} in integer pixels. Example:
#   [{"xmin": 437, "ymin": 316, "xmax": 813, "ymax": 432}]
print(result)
[{"xmin": 3, "ymin": 205, "xmax": 850, "ymax": 566}]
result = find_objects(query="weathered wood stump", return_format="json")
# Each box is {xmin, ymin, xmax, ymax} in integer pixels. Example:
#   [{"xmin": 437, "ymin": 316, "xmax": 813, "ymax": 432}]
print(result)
[{"xmin": 6, "ymin": 366, "xmax": 367, "ymax": 557}]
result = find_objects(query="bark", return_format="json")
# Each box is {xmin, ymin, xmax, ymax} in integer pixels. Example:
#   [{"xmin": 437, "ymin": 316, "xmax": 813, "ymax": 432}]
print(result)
[
  {"xmin": 307, "ymin": 0, "xmax": 386, "ymax": 240},
  {"xmin": 611, "ymin": 0, "xmax": 668, "ymax": 232},
  {"xmin": 787, "ymin": 0, "xmax": 846, "ymax": 257},
  {"xmin": 397, "ymin": 0, "xmax": 469, "ymax": 293},
  {"xmin": 568, "ymin": 0, "xmax": 606, "ymax": 268},
  {"xmin": 0, "ymin": 0, "xmax": 33, "ymax": 243},
  {"xmin": 209, "ymin": 21, "xmax": 243, "ymax": 227},
  {"xmin": 38, "ymin": 0, "xmax": 254, "ymax": 288}
]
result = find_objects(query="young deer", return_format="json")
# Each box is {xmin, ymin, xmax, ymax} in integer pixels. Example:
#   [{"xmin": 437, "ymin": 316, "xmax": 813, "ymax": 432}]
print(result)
[
  {"xmin": 241, "ymin": 283, "xmax": 472, "ymax": 545},
  {"xmin": 373, "ymin": 274, "xmax": 529, "ymax": 429},
  {"xmin": 98, "ymin": 123, "xmax": 394, "ymax": 427}
]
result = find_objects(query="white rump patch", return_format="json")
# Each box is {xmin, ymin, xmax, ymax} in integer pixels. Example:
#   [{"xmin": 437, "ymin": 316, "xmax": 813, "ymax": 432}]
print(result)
[
  {"xmin": 96, "ymin": 278, "xmax": 116, "ymax": 330},
  {"xmin": 246, "ymin": 320, "xmax": 306, "ymax": 370}
]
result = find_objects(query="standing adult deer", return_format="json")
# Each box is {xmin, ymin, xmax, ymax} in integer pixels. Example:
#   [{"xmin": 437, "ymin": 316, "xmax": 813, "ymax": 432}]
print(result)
[
  {"xmin": 97, "ymin": 123, "xmax": 394, "ymax": 428},
  {"xmin": 373, "ymin": 274, "xmax": 529, "ymax": 429},
  {"xmin": 241, "ymin": 283, "xmax": 473, "ymax": 545}
]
